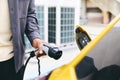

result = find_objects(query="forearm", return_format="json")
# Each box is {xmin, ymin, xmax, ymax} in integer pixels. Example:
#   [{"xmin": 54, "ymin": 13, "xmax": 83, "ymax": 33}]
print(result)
[{"xmin": 25, "ymin": 0, "xmax": 40, "ymax": 44}]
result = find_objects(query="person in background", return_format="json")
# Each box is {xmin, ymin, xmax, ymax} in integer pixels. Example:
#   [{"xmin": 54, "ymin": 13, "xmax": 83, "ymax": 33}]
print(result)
[{"xmin": 0, "ymin": 0, "xmax": 44, "ymax": 79}]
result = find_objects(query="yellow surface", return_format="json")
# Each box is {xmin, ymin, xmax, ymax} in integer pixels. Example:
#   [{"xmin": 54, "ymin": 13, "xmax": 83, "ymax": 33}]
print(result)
[{"xmin": 49, "ymin": 14, "xmax": 120, "ymax": 80}]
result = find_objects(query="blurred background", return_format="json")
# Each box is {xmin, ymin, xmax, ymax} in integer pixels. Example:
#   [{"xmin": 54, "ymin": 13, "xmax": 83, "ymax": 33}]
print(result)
[{"xmin": 24, "ymin": 0, "xmax": 120, "ymax": 79}]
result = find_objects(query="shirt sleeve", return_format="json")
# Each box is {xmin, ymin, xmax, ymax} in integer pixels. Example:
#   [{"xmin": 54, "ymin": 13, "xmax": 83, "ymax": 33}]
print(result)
[{"xmin": 25, "ymin": 0, "xmax": 41, "ymax": 45}]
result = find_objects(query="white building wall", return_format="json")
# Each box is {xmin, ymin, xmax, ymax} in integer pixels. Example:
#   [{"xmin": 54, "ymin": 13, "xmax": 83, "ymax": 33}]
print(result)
[
  {"xmin": 56, "ymin": 7, "xmax": 61, "ymax": 45},
  {"xmin": 44, "ymin": 6, "xmax": 48, "ymax": 42},
  {"xmin": 35, "ymin": 0, "xmax": 81, "ymax": 45},
  {"xmin": 35, "ymin": 0, "xmax": 80, "ymax": 6},
  {"xmin": 35, "ymin": 0, "xmax": 81, "ymax": 25}
]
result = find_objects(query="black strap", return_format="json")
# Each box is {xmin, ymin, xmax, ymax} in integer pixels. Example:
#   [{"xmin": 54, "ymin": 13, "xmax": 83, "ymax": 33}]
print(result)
[
  {"xmin": 36, "ymin": 57, "xmax": 41, "ymax": 75},
  {"xmin": 25, "ymin": 51, "xmax": 41, "ymax": 76}
]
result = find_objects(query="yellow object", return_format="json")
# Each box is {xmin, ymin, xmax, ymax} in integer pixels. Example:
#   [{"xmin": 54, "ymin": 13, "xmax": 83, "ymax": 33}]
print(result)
[{"xmin": 49, "ymin": 14, "xmax": 120, "ymax": 80}]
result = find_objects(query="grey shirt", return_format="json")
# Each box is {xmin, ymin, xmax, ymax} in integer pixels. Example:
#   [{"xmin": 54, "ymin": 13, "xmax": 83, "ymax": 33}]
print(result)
[{"xmin": 8, "ymin": 0, "xmax": 40, "ymax": 72}]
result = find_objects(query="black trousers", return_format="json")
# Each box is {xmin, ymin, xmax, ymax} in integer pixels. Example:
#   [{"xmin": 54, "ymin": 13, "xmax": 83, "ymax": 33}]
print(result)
[{"xmin": 0, "ymin": 57, "xmax": 17, "ymax": 80}]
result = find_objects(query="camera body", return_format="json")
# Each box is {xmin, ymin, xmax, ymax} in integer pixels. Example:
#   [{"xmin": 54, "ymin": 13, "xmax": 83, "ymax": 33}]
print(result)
[{"xmin": 42, "ymin": 44, "xmax": 62, "ymax": 60}]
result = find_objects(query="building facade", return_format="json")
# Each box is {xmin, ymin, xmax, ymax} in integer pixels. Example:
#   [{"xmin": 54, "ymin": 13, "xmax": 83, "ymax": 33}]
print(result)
[{"xmin": 25, "ymin": 0, "xmax": 81, "ymax": 49}]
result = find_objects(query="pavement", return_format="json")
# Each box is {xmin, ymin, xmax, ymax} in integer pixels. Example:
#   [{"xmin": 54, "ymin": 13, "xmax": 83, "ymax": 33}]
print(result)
[{"xmin": 23, "ymin": 24, "xmax": 106, "ymax": 80}]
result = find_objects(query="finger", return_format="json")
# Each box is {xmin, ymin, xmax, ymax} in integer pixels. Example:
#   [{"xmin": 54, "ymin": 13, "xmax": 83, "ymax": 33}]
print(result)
[
  {"xmin": 35, "ymin": 50, "xmax": 46, "ymax": 57},
  {"xmin": 35, "ymin": 51, "xmax": 40, "ymax": 57},
  {"xmin": 38, "ymin": 42, "xmax": 43, "ymax": 54}
]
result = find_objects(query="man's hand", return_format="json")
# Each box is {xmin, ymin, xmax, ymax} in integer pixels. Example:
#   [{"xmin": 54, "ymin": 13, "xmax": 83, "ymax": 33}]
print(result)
[{"xmin": 32, "ymin": 38, "xmax": 46, "ymax": 57}]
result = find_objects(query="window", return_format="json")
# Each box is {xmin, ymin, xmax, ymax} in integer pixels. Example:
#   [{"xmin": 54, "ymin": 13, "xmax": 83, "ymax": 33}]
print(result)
[
  {"xmin": 48, "ymin": 7, "xmax": 56, "ymax": 43},
  {"xmin": 60, "ymin": 7, "xmax": 75, "ymax": 44}
]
